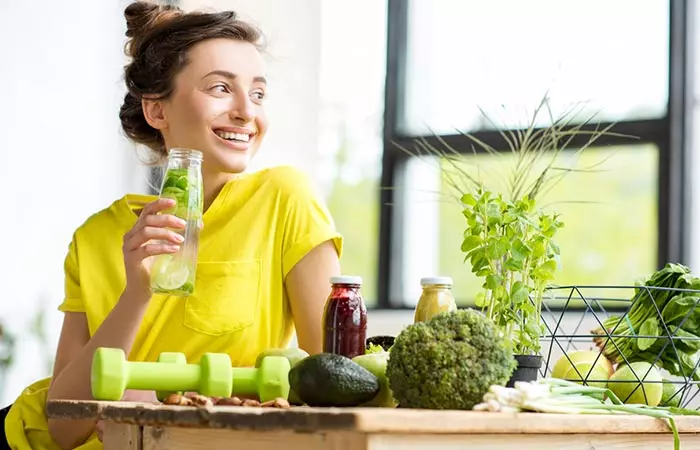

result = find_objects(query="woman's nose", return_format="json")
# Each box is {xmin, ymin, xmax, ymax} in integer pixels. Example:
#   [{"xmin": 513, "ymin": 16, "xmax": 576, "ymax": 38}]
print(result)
[{"xmin": 229, "ymin": 95, "xmax": 255, "ymax": 123}]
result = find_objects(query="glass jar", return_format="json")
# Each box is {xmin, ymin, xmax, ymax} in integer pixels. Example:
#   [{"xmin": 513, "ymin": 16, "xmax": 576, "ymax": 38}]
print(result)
[
  {"xmin": 322, "ymin": 275, "xmax": 368, "ymax": 359},
  {"xmin": 414, "ymin": 276, "xmax": 457, "ymax": 323},
  {"xmin": 149, "ymin": 148, "xmax": 204, "ymax": 296}
]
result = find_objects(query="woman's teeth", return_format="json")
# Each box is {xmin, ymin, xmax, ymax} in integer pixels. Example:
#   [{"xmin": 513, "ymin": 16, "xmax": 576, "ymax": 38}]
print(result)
[{"xmin": 215, "ymin": 130, "xmax": 250, "ymax": 142}]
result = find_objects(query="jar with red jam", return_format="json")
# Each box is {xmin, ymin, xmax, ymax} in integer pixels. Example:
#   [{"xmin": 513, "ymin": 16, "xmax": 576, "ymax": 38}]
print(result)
[{"xmin": 322, "ymin": 275, "xmax": 367, "ymax": 359}]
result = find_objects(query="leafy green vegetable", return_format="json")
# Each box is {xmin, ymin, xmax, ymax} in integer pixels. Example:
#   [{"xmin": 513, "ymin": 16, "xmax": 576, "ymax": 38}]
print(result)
[
  {"xmin": 592, "ymin": 263, "xmax": 700, "ymax": 383},
  {"xmin": 365, "ymin": 343, "xmax": 387, "ymax": 354},
  {"xmin": 386, "ymin": 309, "xmax": 516, "ymax": 410}
]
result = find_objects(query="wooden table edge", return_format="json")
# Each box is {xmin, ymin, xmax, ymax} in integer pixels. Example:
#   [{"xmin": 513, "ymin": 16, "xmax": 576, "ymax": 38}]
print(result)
[{"xmin": 46, "ymin": 400, "xmax": 700, "ymax": 435}]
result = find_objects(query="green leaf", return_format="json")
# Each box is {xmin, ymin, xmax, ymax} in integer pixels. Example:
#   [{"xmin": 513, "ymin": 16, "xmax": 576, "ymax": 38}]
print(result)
[
  {"xmin": 661, "ymin": 295, "xmax": 699, "ymax": 326},
  {"xmin": 548, "ymin": 240, "xmax": 560, "ymax": 255},
  {"xmin": 525, "ymin": 321, "xmax": 543, "ymax": 339},
  {"xmin": 474, "ymin": 292, "xmax": 487, "ymax": 307},
  {"xmin": 461, "ymin": 235, "xmax": 482, "ymax": 253},
  {"xmin": 486, "ymin": 201, "xmax": 502, "ymax": 221},
  {"xmin": 637, "ymin": 317, "xmax": 658, "ymax": 351},
  {"xmin": 461, "ymin": 193, "xmax": 477, "ymax": 206},
  {"xmin": 510, "ymin": 281, "xmax": 529, "ymax": 305},
  {"xmin": 486, "ymin": 238, "xmax": 509, "ymax": 260},
  {"xmin": 485, "ymin": 274, "xmax": 504, "ymax": 291},
  {"xmin": 533, "ymin": 259, "xmax": 558, "ymax": 281},
  {"xmin": 470, "ymin": 252, "xmax": 489, "ymax": 273},
  {"xmin": 504, "ymin": 258, "xmax": 524, "ymax": 271},
  {"xmin": 531, "ymin": 238, "xmax": 546, "ymax": 259},
  {"xmin": 511, "ymin": 239, "xmax": 531, "ymax": 261}
]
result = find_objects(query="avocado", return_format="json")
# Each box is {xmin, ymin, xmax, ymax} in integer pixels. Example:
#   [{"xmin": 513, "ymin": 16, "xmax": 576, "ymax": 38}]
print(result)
[
  {"xmin": 255, "ymin": 348, "xmax": 309, "ymax": 405},
  {"xmin": 288, "ymin": 353, "xmax": 380, "ymax": 407}
]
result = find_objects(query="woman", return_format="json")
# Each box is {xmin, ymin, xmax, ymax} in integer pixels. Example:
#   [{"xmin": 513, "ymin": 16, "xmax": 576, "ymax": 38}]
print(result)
[{"xmin": 2, "ymin": 2, "xmax": 342, "ymax": 449}]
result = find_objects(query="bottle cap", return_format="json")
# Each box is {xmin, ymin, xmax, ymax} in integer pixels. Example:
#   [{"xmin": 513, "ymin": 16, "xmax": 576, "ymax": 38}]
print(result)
[
  {"xmin": 330, "ymin": 275, "xmax": 363, "ymax": 286},
  {"xmin": 420, "ymin": 276, "xmax": 453, "ymax": 286}
]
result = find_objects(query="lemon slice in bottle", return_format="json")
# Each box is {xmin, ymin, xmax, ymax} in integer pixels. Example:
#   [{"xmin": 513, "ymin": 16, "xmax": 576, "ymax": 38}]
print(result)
[{"xmin": 152, "ymin": 255, "xmax": 191, "ymax": 291}]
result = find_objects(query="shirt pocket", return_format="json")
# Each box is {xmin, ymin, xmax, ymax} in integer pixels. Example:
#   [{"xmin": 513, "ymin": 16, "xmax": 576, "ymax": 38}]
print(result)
[{"xmin": 183, "ymin": 260, "xmax": 261, "ymax": 336}]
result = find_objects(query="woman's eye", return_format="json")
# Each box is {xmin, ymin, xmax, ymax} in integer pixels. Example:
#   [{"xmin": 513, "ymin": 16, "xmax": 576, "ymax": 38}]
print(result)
[
  {"xmin": 211, "ymin": 84, "xmax": 228, "ymax": 93},
  {"xmin": 251, "ymin": 91, "xmax": 266, "ymax": 101}
]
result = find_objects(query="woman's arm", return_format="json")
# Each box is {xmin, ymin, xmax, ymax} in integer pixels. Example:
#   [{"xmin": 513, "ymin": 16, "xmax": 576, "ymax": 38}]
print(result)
[
  {"xmin": 286, "ymin": 240, "xmax": 341, "ymax": 355},
  {"xmin": 46, "ymin": 289, "xmax": 152, "ymax": 450},
  {"xmin": 47, "ymin": 198, "xmax": 183, "ymax": 449}
]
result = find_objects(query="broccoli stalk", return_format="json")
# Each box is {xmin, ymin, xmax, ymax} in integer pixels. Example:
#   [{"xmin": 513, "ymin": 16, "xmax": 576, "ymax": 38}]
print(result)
[{"xmin": 386, "ymin": 309, "xmax": 517, "ymax": 410}]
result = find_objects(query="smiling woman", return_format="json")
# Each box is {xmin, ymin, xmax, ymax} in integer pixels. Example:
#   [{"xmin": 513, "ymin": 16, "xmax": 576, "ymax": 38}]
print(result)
[{"xmin": 2, "ymin": 2, "xmax": 342, "ymax": 450}]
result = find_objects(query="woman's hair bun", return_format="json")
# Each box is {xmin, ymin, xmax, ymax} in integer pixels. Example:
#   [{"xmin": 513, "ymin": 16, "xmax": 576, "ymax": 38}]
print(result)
[{"xmin": 124, "ymin": 1, "xmax": 182, "ymax": 57}]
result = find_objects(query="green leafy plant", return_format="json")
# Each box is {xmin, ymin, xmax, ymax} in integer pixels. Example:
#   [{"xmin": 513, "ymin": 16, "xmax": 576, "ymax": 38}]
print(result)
[
  {"xmin": 395, "ymin": 94, "xmax": 631, "ymax": 355},
  {"xmin": 461, "ymin": 187, "xmax": 563, "ymax": 354}
]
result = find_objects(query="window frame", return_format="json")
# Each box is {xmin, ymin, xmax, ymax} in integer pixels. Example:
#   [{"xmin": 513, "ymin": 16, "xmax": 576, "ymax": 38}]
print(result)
[{"xmin": 377, "ymin": 0, "xmax": 693, "ymax": 309}]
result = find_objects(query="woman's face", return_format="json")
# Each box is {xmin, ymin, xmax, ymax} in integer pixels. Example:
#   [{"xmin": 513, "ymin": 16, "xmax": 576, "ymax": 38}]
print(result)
[{"xmin": 149, "ymin": 38, "xmax": 269, "ymax": 176}]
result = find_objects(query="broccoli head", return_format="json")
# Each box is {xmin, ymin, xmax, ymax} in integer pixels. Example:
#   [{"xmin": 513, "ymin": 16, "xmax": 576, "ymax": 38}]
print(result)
[{"xmin": 386, "ymin": 309, "xmax": 516, "ymax": 410}]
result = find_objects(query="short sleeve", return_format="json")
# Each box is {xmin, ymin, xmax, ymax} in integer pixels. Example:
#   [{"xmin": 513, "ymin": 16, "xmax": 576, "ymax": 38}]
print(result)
[
  {"xmin": 280, "ymin": 170, "xmax": 343, "ymax": 277},
  {"xmin": 58, "ymin": 234, "xmax": 85, "ymax": 313}
]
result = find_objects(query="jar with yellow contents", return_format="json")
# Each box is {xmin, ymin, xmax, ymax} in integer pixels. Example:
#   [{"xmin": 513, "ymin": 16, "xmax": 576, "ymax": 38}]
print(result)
[{"xmin": 413, "ymin": 277, "xmax": 457, "ymax": 323}]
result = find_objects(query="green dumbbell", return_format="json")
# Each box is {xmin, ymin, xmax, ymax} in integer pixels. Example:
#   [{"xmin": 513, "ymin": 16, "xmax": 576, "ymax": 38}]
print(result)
[
  {"xmin": 155, "ymin": 352, "xmax": 187, "ymax": 401},
  {"xmin": 91, "ymin": 347, "xmax": 233, "ymax": 401},
  {"xmin": 231, "ymin": 355, "xmax": 291, "ymax": 403}
]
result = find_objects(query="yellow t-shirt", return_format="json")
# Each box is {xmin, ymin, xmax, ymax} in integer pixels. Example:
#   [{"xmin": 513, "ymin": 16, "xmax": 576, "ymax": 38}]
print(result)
[{"xmin": 5, "ymin": 165, "xmax": 343, "ymax": 450}]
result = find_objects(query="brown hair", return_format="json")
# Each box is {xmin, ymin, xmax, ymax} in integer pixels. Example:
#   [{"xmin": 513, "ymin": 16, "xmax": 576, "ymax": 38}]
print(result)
[{"xmin": 119, "ymin": 1, "xmax": 264, "ymax": 161}]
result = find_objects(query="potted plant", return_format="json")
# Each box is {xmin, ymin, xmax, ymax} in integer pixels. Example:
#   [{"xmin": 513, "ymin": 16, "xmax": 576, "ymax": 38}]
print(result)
[{"xmin": 396, "ymin": 95, "xmax": 624, "ymax": 384}]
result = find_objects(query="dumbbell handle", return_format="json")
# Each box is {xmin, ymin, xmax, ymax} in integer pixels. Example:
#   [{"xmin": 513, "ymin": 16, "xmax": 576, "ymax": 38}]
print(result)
[
  {"xmin": 231, "ymin": 368, "xmax": 258, "ymax": 395},
  {"xmin": 124, "ymin": 361, "xmax": 201, "ymax": 392}
]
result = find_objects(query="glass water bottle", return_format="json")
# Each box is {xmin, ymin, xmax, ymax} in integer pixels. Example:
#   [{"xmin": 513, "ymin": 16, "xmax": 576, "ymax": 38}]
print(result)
[{"xmin": 149, "ymin": 148, "xmax": 204, "ymax": 296}]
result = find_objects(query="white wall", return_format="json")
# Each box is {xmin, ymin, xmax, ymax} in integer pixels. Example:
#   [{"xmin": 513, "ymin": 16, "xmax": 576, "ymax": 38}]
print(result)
[
  {"xmin": 0, "ymin": 0, "xmax": 150, "ymax": 405},
  {"xmin": 0, "ymin": 0, "xmax": 324, "ymax": 406}
]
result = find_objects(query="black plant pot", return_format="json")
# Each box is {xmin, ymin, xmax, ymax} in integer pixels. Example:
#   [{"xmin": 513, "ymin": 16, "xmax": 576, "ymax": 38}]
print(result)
[{"xmin": 506, "ymin": 355, "xmax": 542, "ymax": 387}]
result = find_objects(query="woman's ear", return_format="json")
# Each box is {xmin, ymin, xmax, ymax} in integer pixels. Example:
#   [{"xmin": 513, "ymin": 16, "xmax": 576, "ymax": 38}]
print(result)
[{"xmin": 142, "ymin": 97, "xmax": 168, "ymax": 131}]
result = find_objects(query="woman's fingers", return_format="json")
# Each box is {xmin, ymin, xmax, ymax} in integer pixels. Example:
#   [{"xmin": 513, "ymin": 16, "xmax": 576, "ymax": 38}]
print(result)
[
  {"xmin": 124, "ymin": 227, "xmax": 184, "ymax": 251},
  {"xmin": 142, "ymin": 212, "xmax": 187, "ymax": 230},
  {"xmin": 130, "ymin": 243, "xmax": 181, "ymax": 262},
  {"xmin": 124, "ymin": 198, "xmax": 182, "ymax": 238}
]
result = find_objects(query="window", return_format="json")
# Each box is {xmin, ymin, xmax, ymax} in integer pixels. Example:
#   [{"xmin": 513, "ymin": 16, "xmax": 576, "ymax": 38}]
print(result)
[
  {"xmin": 400, "ymin": 0, "xmax": 670, "ymax": 136},
  {"xmin": 378, "ymin": 0, "xmax": 690, "ymax": 309},
  {"xmin": 397, "ymin": 144, "xmax": 658, "ymax": 306},
  {"xmin": 320, "ymin": 0, "xmax": 388, "ymax": 307}
]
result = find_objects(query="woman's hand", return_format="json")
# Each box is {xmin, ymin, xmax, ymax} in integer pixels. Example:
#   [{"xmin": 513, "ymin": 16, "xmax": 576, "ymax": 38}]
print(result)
[{"xmin": 122, "ymin": 198, "xmax": 187, "ymax": 296}]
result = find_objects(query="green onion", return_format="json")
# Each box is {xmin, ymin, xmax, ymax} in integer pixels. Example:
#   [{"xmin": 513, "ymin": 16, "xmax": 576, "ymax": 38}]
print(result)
[{"xmin": 473, "ymin": 378, "xmax": 683, "ymax": 450}]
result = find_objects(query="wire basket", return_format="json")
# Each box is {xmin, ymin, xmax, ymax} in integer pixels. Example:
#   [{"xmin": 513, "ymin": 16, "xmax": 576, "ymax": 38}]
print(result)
[{"xmin": 539, "ymin": 284, "xmax": 700, "ymax": 409}]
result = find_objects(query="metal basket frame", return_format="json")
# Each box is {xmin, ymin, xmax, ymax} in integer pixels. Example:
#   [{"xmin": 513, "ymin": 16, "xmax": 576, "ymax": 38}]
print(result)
[{"xmin": 538, "ymin": 284, "xmax": 700, "ymax": 409}]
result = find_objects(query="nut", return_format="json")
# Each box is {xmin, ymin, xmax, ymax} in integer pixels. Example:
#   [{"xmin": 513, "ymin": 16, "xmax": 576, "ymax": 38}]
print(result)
[
  {"xmin": 242, "ymin": 399, "xmax": 261, "ymax": 407},
  {"xmin": 188, "ymin": 394, "xmax": 214, "ymax": 407},
  {"xmin": 216, "ymin": 397, "xmax": 243, "ymax": 406},
  {"xmin": 162, "ymin": 394, "xmax": 193, "ymax": 406},
  {"xmin": 261, "ymin": 398, "xmax": 291, "ymax": 409}
]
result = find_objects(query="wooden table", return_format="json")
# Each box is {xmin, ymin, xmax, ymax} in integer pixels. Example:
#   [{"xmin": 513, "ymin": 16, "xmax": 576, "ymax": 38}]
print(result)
[{"xmin": 47, "ymin": 400, "xmax": 700, "ymax": 450}]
